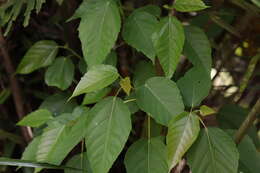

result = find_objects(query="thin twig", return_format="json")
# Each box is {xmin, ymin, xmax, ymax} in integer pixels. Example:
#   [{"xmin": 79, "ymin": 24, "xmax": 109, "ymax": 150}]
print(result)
[
  {"xmin": 0, "ymin": 28, "xmax": 33, "ymax": 143},
  {"xmin": 234, "ymin": 98, "xmax": 260, "ymax": 144}
]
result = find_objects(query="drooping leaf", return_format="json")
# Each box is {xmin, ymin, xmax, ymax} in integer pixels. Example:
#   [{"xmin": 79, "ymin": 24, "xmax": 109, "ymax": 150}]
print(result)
[
  {"xmin": 135, "ymin": 5, "xmax": 161, "ymax": 18},
  {"xmin": 124, "ymin": 138, "xmax": 168, "ymax": 173},
  {"xmin": 71, "ymin": 65, "xmax": 119, "ymax": 98},
  {"xmin": 85, "ymin": 97, "xmax": 131, "ymax": 173},
  {"xmin": 133, "ymin": 61, "xmax": 156, "ymax": 88},
  {"xmin": 187, "ymin": 128, "xmax": 239, "ymax": 173},
  {"xmin": 82, "ymin": 87, "xmax": 111, "ymax": 105},
  {"xmin": 183, "ymin": 26, "xmax": 212, "ymax": 74},
  {"xmin": 17, "ymin": 109, "xmax": 53, "ymax": 128},
  {"xmin": 177, "ymin": 67, "xmax": 211, "ymax": 107},
  {"xmin": 174, "ymin": 0, "xmax": 209, "ymax": 12},
  {"xmin": 45, "ymin": 57, "xmax": 75, "ymax": 90},
  {"xmin": 153, "ymin": 17, "xmax": 185, "ymax": 78},
  {"xmin": 17, "ymin": 40, "xmax": 58, "ymax": 74},
  {"xmin": 40, "ymin": 93, "xmax": 77, "ymax": 116},
  {"xmin": 65, "ymin": 153, "xmax": 92, "ymax": 173},
  {"xmin": 200, "ymin": 105, "xmax": 216, "ymax": 116},
  {"xmin": 73, "ymin": 0, "xmax": 121, "ymax": 66},
  {"xmin": 119, "ymin": 77, "xmax": 132, "ymax": 96},
  {"xmin": 136, "ymin": 77, "xmax": 184, "ymax": 126},
  {"xmin": 0, "ymin": 158, "xmax": 80, "ymax": 171},
  {"xmin": 36, "ymin": 108, "xmax": 89, "ymax": 166},
  {"xmin": 217, "ymin": 104, "xmax": 260, "ymax": 148},
  {"xmin": 167, "ymin": 112, "xmax": 200, "ymax": 170},
  {"xmin": 123, "ymin": 11, "xmax": 158, "ymax": 62}
]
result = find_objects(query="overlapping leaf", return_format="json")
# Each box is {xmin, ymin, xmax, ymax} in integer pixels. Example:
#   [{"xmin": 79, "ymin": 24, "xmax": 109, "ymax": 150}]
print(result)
[
  {"xmin": 123, "ymin": 11, "xmax": 158, "ymax": 61},
  {"xmin": 184, "ymin": 26, "xmax": 212, "ymax": 74},
  {"xmin": 167, "ymin": 112, "xmax": 200, "ymax": 170},
  {"xmin": 174, "ymin": 0, "xmax": 209, "ymax": 12},
  {"xmin": 153, "ymin": 17, "xmax": 185, "ymax": 78},
  {"xmin": 177, "ymin": 67, "xmax": 211, "ymax": 107},
  {"xmin": 17, "ymin": 109, "xmax": 53, "ymax": 128},
  {"xmin": 71, "ymin": 0, "xmax": 121, "ymax": 66},
  {"xmin": 17, "ymin": 40, "xmax": 58, "ymax": 74},
  {"xmin": 85, "ymin": 97, "xmax": 131, "ymax": 173},
  {"xmin": 124, "ymin": 138, "xmax": 168, "ymax": 173},
  {"xmin": 71, "ymin": 64, "xmax": 119, "ymax": 98},
  {"xmin": 187, "ymin": 128, "xmax": 239, "ymax": 173},
  {"xmin": 45, "ymin": 57, "xmax": 75, "ymax": 90},
  {"xmin": 136, "ymin": 77, "xmax": 184, "ymax": 126},
  {"xmin": 65, "ymin": 153, "xmax": 92, "ymax": 173}
]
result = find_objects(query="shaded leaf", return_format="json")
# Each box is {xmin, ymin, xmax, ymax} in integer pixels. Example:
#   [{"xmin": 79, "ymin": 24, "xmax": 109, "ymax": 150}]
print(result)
[
  {"xmin": 45, "ymin": 57, "xmax": 75, "ymax": 90},
  {"xmin": 71, "ymin": 65, "xmax": 119, "ymax": 98},
  {"xmin": 124, "ymin": 138, "xmax": 168, "ymax": 173},
  {"xmin": 17, "ymin": 40, "xmax": 58, "ymax": 74},
  {"xmin": 123, "ymin": 11, "xmax": 158, "ymax": 61},
  {"xmin": 135, "ymin": 5, "xmax": 161, "ymax": 18},
  {"xmin": 0, "ymin": 89, "xmax": 11, "ymax": 104},
  {"xmin": 74, "ymin": 0, "xmax": 121, "ymax": 66},
  {"xmin": 65, "ymin": 153, "xmax": 92, "ymax": 173},
  {"xmin": 85, "ymin": 97, "xmax": 131, "ymax": 173},
  {"xmin": 82, "ymin": 88, "xmax": 111, "ymax": 105},
  {"xmin": 153, "ymin": 17, "xmax": 185, "ymax": 78},
  {"xmin": 187, "ymin": 128, "xmax": 239, "ymax": 173},
  {"xmin": 200, "ymin": 105, "xmax": 216, "ymax": 116},
  {"xmin": 136, "ymin": 77, "xmax": 184, "ymax": 126},
  {"xmin": 177, "ymin": 67, "xmax": 211, "ymax": 107},
  {"xmin": 133, "ymin": 61, "xmax": 156, "ymax": 88},
  {"xmin": 184, "ymin": 26, "xmax": 212, "ymax": 74},
  {"xmin": 103, "ymin": 51, "xmax": 118, "ymax": 67},
  {"xmin": 174, "ymin": 0, "xmax": 209, "ymax": 12},
  {"xmin": 167, "ymin": 112, "xmax": 200, "ymax": 170},
  {"xmin": 17, "ymin": 109, "xmax": 53, "ymax": 128}
]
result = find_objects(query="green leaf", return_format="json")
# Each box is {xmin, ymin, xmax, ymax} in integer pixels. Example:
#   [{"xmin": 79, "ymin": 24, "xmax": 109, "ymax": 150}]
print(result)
[
  {"xmin": 177, "ymin": 67, "xmax": 211, "ymax": 107},
  {"xmin": 136, "ymin": 77, "xmax": 184, "ymax": 126},
  {"xmin": 75, "ymin": 0, "xmax": 121, "ymax": 66},
  {"xmin": 103, "ymin": 51, "xmax": 118, "ymax": 67},
  {"xmin": 153, "ymin": 17, "xmax": 185, "ymax": 78},
  {"xmin": 85, "ymin": 97, "xmax": 131, "ymax": 173},
  {"xmin": 200, "ymin": 105, "xmax": 216, "ymax": 116},
  {"xmin": 133, "ymin": 61, "xmax": 156, "ymax": 88},
  {"xmin": 167, "ymin": 112, "xmax": 200, "ymax": 170},
  {"xmin": 174, "ymin": 0, "xmax": 209, "ymax": 12},
  {"xmin": 217, "ymin": 104, "xmax": 260, "ymax": 148},
  {"xmin": 123, "ymin": 11, "xmax": 158, "ymax": 62},
  {"xmin": 22, "ymin": 136, "xmax": 41, "ymax": 161},
  {"xmin": 187, "ymin": 128, "xmax": 239, "ymax": 173},
  {"xmin": 135, "ymin": 5, "xmax": 161, "ymax": 18},
  {"xmin": 65, "ymin": 153, "xmax": 92, "ymax": 173},
  {"xmin": 251, "ymin": 0, "xmax": 260, "ymax": 7},
  {"xmin": 36, "ymin": 108, "xmax": 89, "ymax": 166},
  {"xmin": 124, "ymin": 137, "xmax": 168, "ymax": 173},
  {"xmin": 82, "ymin": 87, "xmax": 111, "ymax": 105},
  {"xmin": 40, "ymin": 93, "xmax": 77, "ymax": 116},
  {"xmin": 71, "ymin": 65, "xmax": 119, "ymax": 98},
  {"xmin": 119, "ymin": 77, "xmax": 132, "ymax": 96},
  {"xmin": 45, "ymin": 57, "xmax": 75, "ymax": 90},
  {"xmin": 184, "ymin": 26, "xmax": 212, "ymax": 74},
  {"xmin": 56, "ymin": 0, "xmax": 64, "ymax": 5},
  {"xmin": 17, "ymin": 109, "xmax": 53, "ymax": 128},
  {"xmin": 17, "ymin": 40, "xmax": 58, "ymax": 74},
  {"xmin": 0, "ymin": 89, "xmax": 11, "ymax": 104},
  {"xmin": 0, "ymin": 157, "xmax": 80, "ymax": 171},
  {"xmin": 237, "ymin": 135, "xmax": 260, "ymax": 173}
]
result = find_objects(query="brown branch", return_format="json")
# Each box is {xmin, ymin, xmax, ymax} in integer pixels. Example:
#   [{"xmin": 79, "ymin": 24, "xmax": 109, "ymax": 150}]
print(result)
[
  {"xmin": 234, "ymin": 98, "xmax": 260, "ymax": 144},
  {"xmin": 0, "ymin": 28, "xmax": 33, "ymax": 143}
]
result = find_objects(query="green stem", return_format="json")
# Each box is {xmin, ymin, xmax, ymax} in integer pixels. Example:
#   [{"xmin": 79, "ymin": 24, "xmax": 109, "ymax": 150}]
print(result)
[
  {"xmin": 58, "ymin": 45, "xmax": 82, "ymax": 59},
  {"xmin": 234, "ymin": 98, "xmax": 260, "ymax": 144}
]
